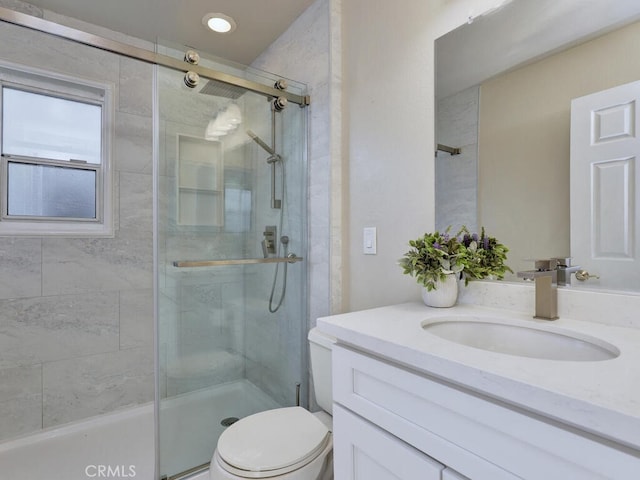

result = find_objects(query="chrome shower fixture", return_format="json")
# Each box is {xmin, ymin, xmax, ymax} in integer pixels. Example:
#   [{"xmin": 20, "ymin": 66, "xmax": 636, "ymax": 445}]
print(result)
[
  {"xmin": 247, "ymin": 129, "xmax": 282, "ymax": 209},
  {"xmin": 184, "ymin": 49, "xmax": 200, "ymax": 65},
  {"xmin": 272, "ymin": 96, "xmax": 288, "ymax": 111},
  {"xmin": 274, "ymin": 79, "xmax": 288, "ymax": 90},
  {"xmin": 247, "ymin": 130, "xmax": 278, "ymax": 158},
  {"xmin": 184, "ymin": 71, "xmax": 200, "ymax": 88},
  {"xmin": 262, "ymin": 226, "xmax": 277, "ymax": 257}
]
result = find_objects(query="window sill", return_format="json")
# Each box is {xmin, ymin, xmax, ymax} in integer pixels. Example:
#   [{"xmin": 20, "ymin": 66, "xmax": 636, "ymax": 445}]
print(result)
[{"xmin": 0, "ymin": 220, "xmax": 114, "ymax": 237}]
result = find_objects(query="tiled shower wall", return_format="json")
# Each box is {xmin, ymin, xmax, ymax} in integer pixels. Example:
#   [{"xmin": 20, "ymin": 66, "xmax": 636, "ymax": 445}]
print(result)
[
  {"xmin": 252, "ymin": 0, "xmax": 331, "ymax": 332},
  {"xmin": 0, "ymin": 0, "xmax": 324, "ymax": 442},
  {"xmin": 435, "ymin": 86, "xmax": 479, "ymax": 233},
  {"xmin": 250, "ymin": 0, "xmax": 331, "ymax": 408},
  {"xmin": 241, "ymin": 88, "xmax": 309, "ymax": 408},
  {"xmin": 0, "ymin": 8, "xmax": 154, "ymax": 442}
]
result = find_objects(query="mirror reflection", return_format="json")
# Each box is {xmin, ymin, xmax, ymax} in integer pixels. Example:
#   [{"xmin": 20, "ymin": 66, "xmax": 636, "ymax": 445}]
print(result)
[{"xmin": 435, "ymin": 0, "xmax": 640, "ymax": 293}]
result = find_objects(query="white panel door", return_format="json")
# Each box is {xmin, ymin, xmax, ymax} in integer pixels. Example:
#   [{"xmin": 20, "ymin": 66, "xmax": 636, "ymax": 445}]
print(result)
[{"xmin": 570, "ymin": 80, "xmax": 640, "ymax": 290}]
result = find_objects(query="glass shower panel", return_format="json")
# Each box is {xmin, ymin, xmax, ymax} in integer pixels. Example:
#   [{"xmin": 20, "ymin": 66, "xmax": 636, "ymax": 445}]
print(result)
[{"xmin": 157, "ymin": 55, "xmax": 308, "ymax": 478}]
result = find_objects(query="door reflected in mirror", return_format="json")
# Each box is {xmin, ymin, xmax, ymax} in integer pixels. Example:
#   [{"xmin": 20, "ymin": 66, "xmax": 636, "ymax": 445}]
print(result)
[{"xmin": 435, "ymin": 0, "xmax": 640, "ymax": 293}]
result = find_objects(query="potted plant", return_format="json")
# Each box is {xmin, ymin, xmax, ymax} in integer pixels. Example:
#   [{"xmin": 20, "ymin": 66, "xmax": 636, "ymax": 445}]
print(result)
[
  {"xmin": 458, "ymin": 226, "xmax": 512, "ymax": 284},
  {"xmin": 399, "ymin": 226, "xmax": 511, "ymax": 307}
]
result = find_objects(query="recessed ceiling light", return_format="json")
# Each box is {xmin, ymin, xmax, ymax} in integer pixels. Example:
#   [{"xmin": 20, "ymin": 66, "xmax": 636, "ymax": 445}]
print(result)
[{"xmin": 202, "ymin": 13, "xmax": 237, "ymax": 34}]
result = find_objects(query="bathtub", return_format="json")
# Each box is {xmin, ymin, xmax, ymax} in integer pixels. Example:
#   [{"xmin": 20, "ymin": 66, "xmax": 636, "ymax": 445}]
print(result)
[
  {"xmin": 0, "ymin": 402, "xmax": 155, "ymax": 479},
  {"xmin": 0, "ymin": 379, "xmax": 280, "ymax": 479}
]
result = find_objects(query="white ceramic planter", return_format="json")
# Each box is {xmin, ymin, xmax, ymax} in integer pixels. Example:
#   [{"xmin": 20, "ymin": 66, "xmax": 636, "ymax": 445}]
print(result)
[{"xmin": 421, "ymin": 274, "xmax": 459, "ymax": 308}]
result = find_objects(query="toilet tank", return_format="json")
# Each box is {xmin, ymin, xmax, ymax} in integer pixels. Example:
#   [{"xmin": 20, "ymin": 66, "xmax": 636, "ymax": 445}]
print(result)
[{"xmin": 308, "ymin": 328, "xmax": 336, "ymax": 415}]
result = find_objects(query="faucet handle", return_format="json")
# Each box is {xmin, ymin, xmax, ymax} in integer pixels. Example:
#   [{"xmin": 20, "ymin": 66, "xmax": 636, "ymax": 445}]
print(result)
[
  {"xmin": 534, "ymin": 258, "xmax": 558, "ymax": 271},
  {"xmin": 553, "ymin": 258, "xmax": 581, "ymax": 286},
  {"xmin": 551, "ymin": 257, "xmax": 573, "ymax": 268}
]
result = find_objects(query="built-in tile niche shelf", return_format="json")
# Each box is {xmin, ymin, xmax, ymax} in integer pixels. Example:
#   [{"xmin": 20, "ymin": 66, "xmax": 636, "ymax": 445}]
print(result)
[{"xmin": 177, "ymin": 134, "xmax": 224, "ymax": 226}]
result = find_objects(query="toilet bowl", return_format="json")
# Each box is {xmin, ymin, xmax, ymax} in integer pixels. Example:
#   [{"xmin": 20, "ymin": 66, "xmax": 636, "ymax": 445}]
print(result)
[{"xmin": 210, "ymin": 329, "xmax": 335, "ymax": 480}]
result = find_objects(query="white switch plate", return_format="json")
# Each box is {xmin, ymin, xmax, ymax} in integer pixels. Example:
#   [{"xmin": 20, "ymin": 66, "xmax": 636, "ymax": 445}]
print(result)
[{"xmin": 363, "ymin": 227, "xmax": 377, "ymax": 254}]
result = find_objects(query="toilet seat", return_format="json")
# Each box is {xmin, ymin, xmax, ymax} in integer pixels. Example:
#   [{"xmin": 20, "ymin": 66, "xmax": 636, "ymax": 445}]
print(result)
[{"xmin": 216, "ymin": 407, "xmax": 331, "ymax": 478}]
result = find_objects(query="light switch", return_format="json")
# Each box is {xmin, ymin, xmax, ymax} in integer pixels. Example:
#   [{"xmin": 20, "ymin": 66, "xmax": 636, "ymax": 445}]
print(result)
[{"xmin": 363, "ymin": 227, "xmax": 377, "ymax": 255}]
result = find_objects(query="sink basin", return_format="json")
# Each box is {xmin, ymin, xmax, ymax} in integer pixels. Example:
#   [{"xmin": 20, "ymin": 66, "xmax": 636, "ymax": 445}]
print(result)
[{"xmin": 421, "ymin": 317, "xmax": 620, "ymax": 361}]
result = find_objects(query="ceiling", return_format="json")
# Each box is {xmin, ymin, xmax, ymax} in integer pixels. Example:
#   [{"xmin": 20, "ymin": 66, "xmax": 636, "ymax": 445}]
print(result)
[
  {"xmin": 436, "ymin": 0, "xmax": 640, "ymax": 99},
  {"xmin": 24, "ymin": 0, "xmax": 317, "ymax": 65}
]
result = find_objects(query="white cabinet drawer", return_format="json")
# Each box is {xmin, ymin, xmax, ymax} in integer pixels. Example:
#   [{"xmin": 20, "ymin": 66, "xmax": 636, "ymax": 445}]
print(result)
[
  {"xmin": 333, "ymin": 345, "xmax": 639, "ymax": 480},
  {"xmin": 333, "ymin": 404, "xmax": 444, "ymax": 480}
]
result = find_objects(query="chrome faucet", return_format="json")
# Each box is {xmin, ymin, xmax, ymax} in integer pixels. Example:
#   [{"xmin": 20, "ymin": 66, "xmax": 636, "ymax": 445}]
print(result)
[{"xmin": 517, "ymin": 258, "xmax": 581, "ymax": 320}]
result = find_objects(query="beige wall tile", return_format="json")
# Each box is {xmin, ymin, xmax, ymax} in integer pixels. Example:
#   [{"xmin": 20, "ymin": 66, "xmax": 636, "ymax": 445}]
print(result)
[
  {"xmin": 0, "ymin": 364, "xmax": 42, "ymax": 441},
  {"xmin": 42, "ymin": 347, "xmax": 153, "ymax": 428},
  {"xmin": 0, "ymin": 292, "xmax": 119, "ymax": 368},
  {"xmin": 120, "ymin": 289, "xmax": 153, "ymax": 349},
  {"xmin": 114, "ymin": 112, "xmax": 153, "ymax": 174},
  {"xmin": 118, "ymin": 56, "xmax": 153, "ymax": 117},
  {"xmin": 42, "ymin": 235, "xmax": 152, "ymax": 295},
  {"xmin": 0, "ymin": 238, "xmax": 41, "ymax": 300}
]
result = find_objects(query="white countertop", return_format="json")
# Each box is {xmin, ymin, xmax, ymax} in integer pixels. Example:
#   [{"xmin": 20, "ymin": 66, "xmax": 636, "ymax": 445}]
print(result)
[{"xmin": 317, "ymin": 302, "xmax": 640, "ymax": 450}]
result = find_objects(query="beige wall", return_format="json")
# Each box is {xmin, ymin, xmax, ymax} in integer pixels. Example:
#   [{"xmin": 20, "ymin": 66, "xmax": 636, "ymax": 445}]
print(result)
[
  {"xmin": 340, "ymin": 0, "xmax": 498, "ymax": 311},
  {"xmin": 479, "ymin": 20, "xmax": 640, "ymax": 276}
]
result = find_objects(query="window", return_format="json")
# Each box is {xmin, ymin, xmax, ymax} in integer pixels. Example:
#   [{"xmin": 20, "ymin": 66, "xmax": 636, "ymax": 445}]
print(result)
[{"xmin": 0, "ymin": 61, "xmax": 113, "ymax": 236}]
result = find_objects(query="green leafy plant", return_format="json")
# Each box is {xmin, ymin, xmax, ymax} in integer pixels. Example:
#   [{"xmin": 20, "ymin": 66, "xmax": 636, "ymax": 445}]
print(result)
[
  {"xmin": 458, "ymin": 226, "xmax": 512, "ymax": 284},
  {"xmin": 399, "ymin": 229, "xmax": 465, "ymax": 291},
  {"xmin": 399, "ymin": 226, "xmax": 512, "ymax": 291}
]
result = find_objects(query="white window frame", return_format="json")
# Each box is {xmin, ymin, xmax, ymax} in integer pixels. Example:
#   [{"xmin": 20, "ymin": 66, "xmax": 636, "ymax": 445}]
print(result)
[{"xmin": 0, "ymin": 60, "xmax": 114, "ymax": 237}]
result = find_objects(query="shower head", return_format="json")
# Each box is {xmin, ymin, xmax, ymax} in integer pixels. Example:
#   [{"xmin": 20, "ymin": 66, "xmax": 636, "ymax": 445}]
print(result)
[
  {"xmin": 247, "ymin": 130, "xmax": 277, "ymax": 157},
  {"xmin": 199, "ymin": 79, "xmax": 245, "ymax": 99}
]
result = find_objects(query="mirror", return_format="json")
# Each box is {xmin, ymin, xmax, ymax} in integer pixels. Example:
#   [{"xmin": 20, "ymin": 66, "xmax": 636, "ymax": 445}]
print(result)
[{"xmin": 435, "ymin": 0, "xmax": 640, "ymax": 293}]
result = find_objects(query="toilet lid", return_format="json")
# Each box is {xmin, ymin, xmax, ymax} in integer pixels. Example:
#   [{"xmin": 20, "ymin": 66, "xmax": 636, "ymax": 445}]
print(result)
[{"xmin": 217, "ymin": 407, "xmax": 330, "ymax": 473}]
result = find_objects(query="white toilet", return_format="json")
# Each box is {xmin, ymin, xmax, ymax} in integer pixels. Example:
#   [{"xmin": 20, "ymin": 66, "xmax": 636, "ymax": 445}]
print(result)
[{"xmin": 209, "ymin": 328, "xmax": 335, "ymax": 480}]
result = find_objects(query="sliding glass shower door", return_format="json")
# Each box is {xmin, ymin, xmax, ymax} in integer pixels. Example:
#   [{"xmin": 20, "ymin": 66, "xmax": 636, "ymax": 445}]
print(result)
[{"xmin": 156, "ymin": 51, "xmax": 308, "ymax": 478}]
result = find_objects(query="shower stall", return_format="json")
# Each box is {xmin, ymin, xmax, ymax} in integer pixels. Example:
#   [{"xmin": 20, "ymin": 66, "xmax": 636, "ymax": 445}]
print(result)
[
  {"xmin": 0, "ymin": 7, "xmax": 309, "ymax": 480},
  {"xmin": 156, "ymin": 47, "xmax": 309, "ymax": 478}
]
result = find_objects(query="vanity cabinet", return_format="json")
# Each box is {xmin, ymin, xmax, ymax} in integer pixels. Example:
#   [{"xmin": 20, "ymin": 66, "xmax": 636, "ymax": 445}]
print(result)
[
  {"xmin": 334, "ymin": 404, "xmax": 445, "ymax": 479},
  {"xmin": 332, "ymin": 345, "xmax": 638, "ymax": 480},
  {"xmin": 442, "ymin": 469, "xmax": 469, "ymax": 480}
]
